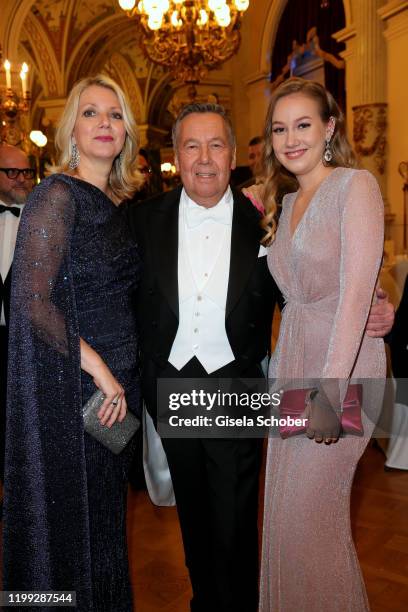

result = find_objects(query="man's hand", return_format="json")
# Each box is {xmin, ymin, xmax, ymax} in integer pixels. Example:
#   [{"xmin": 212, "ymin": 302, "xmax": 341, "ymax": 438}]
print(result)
[
  {"xmin": 303, "ymin": 389, "xmax": 341, "ymax": 444},
  {"xmin": 366, "ymin": 287, "xmax": 394, "ymax": 338}
]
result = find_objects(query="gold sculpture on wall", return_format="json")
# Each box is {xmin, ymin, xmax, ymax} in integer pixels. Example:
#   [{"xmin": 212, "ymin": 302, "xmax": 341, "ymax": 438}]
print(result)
[
  {"xmin": 271, "ymin": 27, "xmax": 345, "ymax": 91},
  {"xmin": 353, "ymin": 103, "xmax": 387, "ymax": 176}
]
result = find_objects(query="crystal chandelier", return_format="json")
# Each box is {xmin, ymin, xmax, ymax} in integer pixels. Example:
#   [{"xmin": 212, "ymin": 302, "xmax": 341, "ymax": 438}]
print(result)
[{"xmin": 118, "ymin": 1, "xmax": 250, "ymax": 84}]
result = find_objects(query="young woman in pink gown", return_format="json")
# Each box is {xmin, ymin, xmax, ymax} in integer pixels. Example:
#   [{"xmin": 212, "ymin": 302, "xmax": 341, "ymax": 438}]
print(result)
[{"xmin": 258, "ymin": 78, "xmax": 385, "ymax": 611}]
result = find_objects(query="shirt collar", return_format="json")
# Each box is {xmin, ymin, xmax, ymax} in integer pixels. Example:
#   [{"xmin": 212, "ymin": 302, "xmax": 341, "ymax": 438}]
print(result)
[{"xmin": 181, "ymin": 186, "xmax": 233, "ymax": 227}]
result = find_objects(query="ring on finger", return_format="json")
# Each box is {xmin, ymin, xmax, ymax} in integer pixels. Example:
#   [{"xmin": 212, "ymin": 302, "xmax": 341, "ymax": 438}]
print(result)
[{"xmin": 111, "ymin": 397, "xmax": 120, "ymax": 406}]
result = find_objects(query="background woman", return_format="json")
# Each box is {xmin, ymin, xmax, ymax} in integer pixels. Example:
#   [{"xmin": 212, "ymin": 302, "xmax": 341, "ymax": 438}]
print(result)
[
  {"xmin": 258, "ymin": 78, "xmax": 385, "ymax": 611},
  {"xmin": 3, "ymin": 75, "xmax": 143, "ymax": 611}
]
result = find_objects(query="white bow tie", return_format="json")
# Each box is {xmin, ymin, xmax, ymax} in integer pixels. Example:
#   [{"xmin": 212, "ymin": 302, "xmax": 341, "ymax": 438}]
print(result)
[{"xmin": 186, "ymin": 202, "xmax": 231, "ymax": 229}]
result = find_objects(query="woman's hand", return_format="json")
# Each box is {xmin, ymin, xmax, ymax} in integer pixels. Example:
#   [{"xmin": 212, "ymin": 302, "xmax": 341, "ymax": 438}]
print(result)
[
  {"xmin": 92, "ymin": 361, "xmax": 127, "ymax": 428},
  {"xmin": 80, "ymin": 338, "xmax": 127, "ymax": 427}
]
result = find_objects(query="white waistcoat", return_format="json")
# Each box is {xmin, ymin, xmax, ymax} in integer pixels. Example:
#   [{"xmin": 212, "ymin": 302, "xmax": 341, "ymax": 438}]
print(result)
[{"xmin": 168, "ymin": 191, "xmax": 235, "ymax": 374}]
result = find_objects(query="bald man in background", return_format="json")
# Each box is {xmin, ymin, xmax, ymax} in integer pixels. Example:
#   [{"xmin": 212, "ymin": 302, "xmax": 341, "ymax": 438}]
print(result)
[{"xmin": 0, "ymin": 144, "xmax": 35, "ymax": 483}]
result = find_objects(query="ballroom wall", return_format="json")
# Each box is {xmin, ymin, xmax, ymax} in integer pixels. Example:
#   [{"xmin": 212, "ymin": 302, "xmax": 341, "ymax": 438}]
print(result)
[{"xmin": 1, "ymin": 0, "xmax": 408, "ymax": 251}]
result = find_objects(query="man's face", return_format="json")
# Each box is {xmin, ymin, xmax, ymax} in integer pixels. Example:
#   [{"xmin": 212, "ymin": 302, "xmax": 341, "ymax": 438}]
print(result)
[
  {"xmin": 248, "ymin": 142, "xmax": 263, "ymax": 177},
  {"xmin": 138, "ymin": 154, "xmax": 151, "ymax": 185},
  {"xmin": 174, "ymin": 113, "xmax": 236, "ymax": 208},
  {"xmin": 0, "ymin": 147, "xmax": 33, "ymax": 205}
]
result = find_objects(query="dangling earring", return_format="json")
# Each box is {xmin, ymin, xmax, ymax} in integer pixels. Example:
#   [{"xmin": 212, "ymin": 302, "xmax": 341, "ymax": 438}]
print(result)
[
  {"xmin": 323, "ymin": 137, "xmax": 333, "ymax": 164},
  {"xmin": 323, "ymin": 117, "xmax": 335, "ymax": 164},
  {"xmin": 116, "ymin": 150, "xmax": 124, "ymax": 176},
  {"xmin": 69, "ymin": 141, "xmax": 80, "ymax": 170}
]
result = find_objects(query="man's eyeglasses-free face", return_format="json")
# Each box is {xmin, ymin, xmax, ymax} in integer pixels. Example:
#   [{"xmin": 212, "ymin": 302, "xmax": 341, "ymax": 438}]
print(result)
[{"xmin": 0, "ymin": 168, "xmax": 36, "ymax": 180}]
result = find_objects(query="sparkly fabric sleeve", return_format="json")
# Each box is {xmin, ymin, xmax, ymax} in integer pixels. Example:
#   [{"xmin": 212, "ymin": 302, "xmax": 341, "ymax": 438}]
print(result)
[
  {"xmin": 321, "ymin": 170, "xmax": 384, "ymax": 405},
  {"xmin": 16, "ymin": 178, "xmax": 76, "ymax": 352},
  {"xmin": 4, "ymin": 176, "xmax": 93, "ymax": 607}
]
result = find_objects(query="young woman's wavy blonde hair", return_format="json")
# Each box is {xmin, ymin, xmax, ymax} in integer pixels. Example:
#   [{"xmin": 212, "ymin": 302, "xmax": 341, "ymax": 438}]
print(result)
[
  {"xmin": 261, "ymin": 77, "xmax": 358, "ymax": 245},
  {"xmin": 51, "ymin": 74, "xmax": 143, "ymax": 202}
]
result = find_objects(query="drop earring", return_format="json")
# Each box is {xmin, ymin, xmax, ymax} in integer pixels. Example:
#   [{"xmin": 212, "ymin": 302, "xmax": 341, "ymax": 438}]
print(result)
[
  {"xmin": 323, "ymin": 137, "xmax": 333, "ymax": 164},
  {"xmin": 69, "ymin": 141, "xmax": 80, "ymax": 170},
  {"xmin": 323, "ymin": 117, "xmax": 335, "ymax": 164}
]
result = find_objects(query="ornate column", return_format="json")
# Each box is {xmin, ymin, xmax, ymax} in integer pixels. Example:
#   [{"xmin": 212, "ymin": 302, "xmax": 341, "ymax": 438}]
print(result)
[
  {"xmin": 332, "ymin": 25, "xmax": 357, "ymax": 136},
  {"xmin": 335, "ymin": 1, "xmax": 393, "ymax": 248},
  {"xmin": 333, "ymin": 1, "xmax": 388, "ymax": 190},
  {"xmin": 378, "ymin": 1, "xmax": 408, "ymax": 253},
  {"xmin": 352, "ymin": 0, "xmax": 388, "ymax": 194}
]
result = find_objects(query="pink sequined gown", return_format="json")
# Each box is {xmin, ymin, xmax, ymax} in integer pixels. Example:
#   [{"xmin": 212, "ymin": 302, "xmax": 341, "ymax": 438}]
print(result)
[{"xmin": 260, "ymin": 168, "xmax": 386, "ymax": 612}]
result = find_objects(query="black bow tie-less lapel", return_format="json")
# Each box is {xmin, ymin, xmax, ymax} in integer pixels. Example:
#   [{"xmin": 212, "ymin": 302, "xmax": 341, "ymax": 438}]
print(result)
[
  {"xmin": 151, "ymin": 187, "xmax": 181, "ymax": 320},
  {"xmin": 226, "ymin": 193, "xmax": 262, "ymax": 317}
]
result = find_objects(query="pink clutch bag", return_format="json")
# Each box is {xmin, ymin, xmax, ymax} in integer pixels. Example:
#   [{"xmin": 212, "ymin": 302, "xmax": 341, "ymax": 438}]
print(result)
[{"xmin": 279, "ymin": 384, "xmax": 364, "ymax": 439}]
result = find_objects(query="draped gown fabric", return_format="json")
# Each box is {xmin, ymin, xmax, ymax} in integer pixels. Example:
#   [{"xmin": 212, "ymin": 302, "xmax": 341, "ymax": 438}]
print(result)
[
  {"xmin": 3, "ymin": 174, "xmax": 141, "ymax": 612},
  {"xmin": 259, "ymin": 168, "xmax": 386, "ymax": 611}
]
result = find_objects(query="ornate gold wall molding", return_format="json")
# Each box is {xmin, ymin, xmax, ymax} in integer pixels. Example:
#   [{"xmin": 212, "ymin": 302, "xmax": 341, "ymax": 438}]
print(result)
[
  {"xmin": 23, "ymin": 13, "xmax": 59, "ymax": 96},
  {"xmin": 352, "ymin": 102, "xmax": 387, "ymax": 175},
  {"xmin": 105, "ymin": 52, "xmax": 144, "ymax": 124}
]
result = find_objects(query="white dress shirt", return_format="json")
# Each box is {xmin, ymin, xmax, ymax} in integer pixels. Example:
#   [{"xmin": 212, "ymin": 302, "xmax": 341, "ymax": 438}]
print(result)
[
  {"xmin": 168, "ymin": 187, "xmax": 236, "ymax": 374},
  {"xmin": 0, "ymin": 199, "xmax": 24, "ymax": 325}
]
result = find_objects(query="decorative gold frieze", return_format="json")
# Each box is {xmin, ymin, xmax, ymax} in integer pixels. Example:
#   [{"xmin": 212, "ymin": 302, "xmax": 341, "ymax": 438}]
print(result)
[{"xmin": 352, "ymin": 103, "xmax": 387, "ymax": 175}]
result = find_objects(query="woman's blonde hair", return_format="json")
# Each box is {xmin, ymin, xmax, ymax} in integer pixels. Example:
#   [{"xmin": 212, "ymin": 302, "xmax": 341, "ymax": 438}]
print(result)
[
  {"xmin": 261, "ymin": 77, "xmax": 358, "ymax": 245},
  {"xmin": 52, "ymin": 74, "xmax": 143, "ymax": 202}
]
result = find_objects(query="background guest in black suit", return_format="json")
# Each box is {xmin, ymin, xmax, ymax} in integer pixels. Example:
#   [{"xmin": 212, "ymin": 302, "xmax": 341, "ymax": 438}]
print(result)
[
  {"xmin": 390, "ymin": 275, "xmax": 408, "ymax": 404},
  {"xmin": 0, "ymin": 144, "xmax": 35, "ymax": 482},
  {"xmin": 135, "ymin": 148, "xmax": 154, "ymax": 200},
  {"xmin": 235, "ymin": 135, "xmax": 264, "ymax": 190}
]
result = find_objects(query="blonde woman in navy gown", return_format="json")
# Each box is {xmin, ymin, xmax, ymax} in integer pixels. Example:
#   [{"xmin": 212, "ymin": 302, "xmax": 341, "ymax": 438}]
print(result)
[
  {"xmin": 4, "ymin": 75, "xmax": 143, "ymax": 611},
  {"xmin": 258, "ymin": 79, "xmax": 385, "ymax": 611}
]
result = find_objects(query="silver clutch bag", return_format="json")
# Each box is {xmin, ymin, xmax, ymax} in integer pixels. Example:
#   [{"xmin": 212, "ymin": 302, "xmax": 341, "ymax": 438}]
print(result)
[{"xmin": 83, "ymin": 389, "xmax": 140, "ymax": 455}]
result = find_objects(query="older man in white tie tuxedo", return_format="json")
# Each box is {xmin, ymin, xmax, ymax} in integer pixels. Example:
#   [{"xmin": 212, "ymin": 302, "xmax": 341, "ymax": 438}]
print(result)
[
  {"xmin": 128, "ymin": 105, "xmax": 271, "ymax": 612},
  {"xmin": 0, "ymin": 144, "xmax": 35, "ymax": 482}
]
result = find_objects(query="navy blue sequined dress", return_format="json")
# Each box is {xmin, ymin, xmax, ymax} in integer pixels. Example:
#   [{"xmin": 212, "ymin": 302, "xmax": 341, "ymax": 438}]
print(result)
[{"xmin": 3, "ymin": 174, "xmax": 141, "ymax": 611}]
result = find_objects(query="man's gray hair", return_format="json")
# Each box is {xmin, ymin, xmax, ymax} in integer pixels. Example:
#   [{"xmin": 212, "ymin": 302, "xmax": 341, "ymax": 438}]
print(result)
[{"xmin": 172, "ymin": 103, "xmax": 236, "ymax": 150}]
